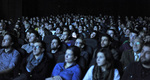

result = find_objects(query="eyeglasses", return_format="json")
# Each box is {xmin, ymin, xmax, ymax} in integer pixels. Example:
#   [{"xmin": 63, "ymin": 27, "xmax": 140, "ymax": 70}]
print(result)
[{"xmin": 33, "ymin": 46, "xmax": 42, "ymax": 49}]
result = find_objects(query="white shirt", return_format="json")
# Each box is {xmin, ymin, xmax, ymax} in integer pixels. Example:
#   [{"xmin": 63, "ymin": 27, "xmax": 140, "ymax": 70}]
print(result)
[
  {"xmin": 134, "ymin": 52, "xmax": 141, "ymax": 61},
  {"xmin": 83, "ymin": 65, "xmax": 120, "ymax": 80}
]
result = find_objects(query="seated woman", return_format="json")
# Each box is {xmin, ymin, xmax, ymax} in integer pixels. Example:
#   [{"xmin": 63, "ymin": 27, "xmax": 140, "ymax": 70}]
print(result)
[
  {"xmin": 45, "ymin": 46, "xmax": 82, "ymax": 80},
  {"xmin": 83, "ymin": 48, "xmax": 120, "ymax": 80}
]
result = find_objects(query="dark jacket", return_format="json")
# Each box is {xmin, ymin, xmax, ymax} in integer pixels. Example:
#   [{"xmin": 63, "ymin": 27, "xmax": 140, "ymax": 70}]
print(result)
[
  {"xmin": 13, "ymin": 53, "xmax": 55, "ymax": 80},
  {"xmin": 120, "ymin": 49, "xmax": 134, "ymax": 70},
  {"xmin": 122, "ymin": 62, "xmax": 150, "ymax": 80}
]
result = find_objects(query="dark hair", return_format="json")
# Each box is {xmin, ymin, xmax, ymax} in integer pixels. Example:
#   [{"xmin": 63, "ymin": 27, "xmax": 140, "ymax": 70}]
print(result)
[
  {"xmin": 30, "ymin": 30, "xmax": 40, "ymax": 38},
  {"xmin": 93, "ymin": 48, "xmax": 114, "ymax": 80},
  {"xmin": 100, "ymin": 34, "xmax": 112, "ymax": 42},
  {"xmin": 52, "ymin": 37, "xmax": 61, "ymax": 45},
  {"xmin": 67, "ymin": 46, "xmax": 80, "ymax": 59},
  {"xmin": 144, "ymin": 42, "xmax": 150, "ymax": 48}
]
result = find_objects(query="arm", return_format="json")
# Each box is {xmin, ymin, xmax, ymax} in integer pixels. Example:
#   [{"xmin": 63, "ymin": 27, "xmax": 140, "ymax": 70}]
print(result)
[
  {"xmin": 72, "ymin": 66, "xmax": 82, "ymax": 80},
  {"xmin": 0, "ymin": 50, "xmax": 20, "ymax": 74},
  {"xmin": 83, "ymin": 65, "xmax": 94, "ymax": 80}
]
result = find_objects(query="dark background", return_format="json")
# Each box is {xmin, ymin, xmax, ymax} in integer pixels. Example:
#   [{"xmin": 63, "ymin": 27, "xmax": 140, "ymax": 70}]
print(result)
[{"xmin": 0, "ymin": 0, "xmax": 150, "ymax": 20}]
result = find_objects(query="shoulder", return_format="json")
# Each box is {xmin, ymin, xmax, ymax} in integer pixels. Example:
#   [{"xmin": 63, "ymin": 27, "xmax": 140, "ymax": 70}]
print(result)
[{"xmin": 21, "ymin": 44, "xmax": 29, "ymax": 48}]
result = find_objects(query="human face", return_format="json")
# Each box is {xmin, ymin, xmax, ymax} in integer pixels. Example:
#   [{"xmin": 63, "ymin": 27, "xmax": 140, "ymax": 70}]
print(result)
[
  {"xmin": 96, "ymin": 52, "xmax": 106, "ymax": 66},
  {"xmin": 132, "ymin": 39, "xmax": 142, "ymax": 52},
  {"xmin": 90, "ymin": 32, "xmax": 96, "ymax": 38},
  {"xmin": 65, "ymin": 49, "xmax": 76, "ymax": 63},
  {"xmin": 107, "ymin": 30, "xmax": 114, "ymax": 38},
  {"xmin": 72, "ymin": 32, "xmax": 77, "ymax": 38},
  {"xmin": 125, "ymin": 29, "xmax": 130, "ymax": 35},
  {"xmin": 75, "ymin": 39, "xmax": 83, "ymax": 48},
  {"xmin": 101, "ymin": 36, "xmax": 109, "ymax": 48},
  {"xmin": 29, "ymin": 33, "xmax": 37, "ymax": 43},
  {"xmin": 93, "ymin": 26, "xmax": 98, "ymax": 31},
  {"xmin": 51, "ymin": 39, "xmax": 59, "ymax": 50},
  {"xmin": 129, "ymin": 32, "xmax": 137, "ymax": 43},
  {"xmin": 2, "ymin": 35, "xmax": 12, "ymax": 47},
  {"xmin": 56, "ymin": 28, "xmax": 61, "ymax": 34},
  {"xmin": 140, "ymin": 46, "xmax": 150, "ymax": 65},
  {"xmin": 0, "ymin": 23, "xmax": 4, "ymax": 31},
  {"xmin": 61, "ymin": 32, "xmax": 69, "ymax": 41},
  {"xmin": 26, "ymin": 32, "xmax": 30, "ymax": 39},
  {"xmin": 33, "ymin": 42, "xmax": 43, "ymax": 56}
]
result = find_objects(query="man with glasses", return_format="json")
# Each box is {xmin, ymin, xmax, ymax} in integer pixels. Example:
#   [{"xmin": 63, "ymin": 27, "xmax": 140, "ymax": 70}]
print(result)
[
  {"xmin": 13, "ymin": 41, "xmax": 54, "ymax": 80},
  {"xmin": 122, "ymin": 42, "xmax": 150, "ymax": 80}
]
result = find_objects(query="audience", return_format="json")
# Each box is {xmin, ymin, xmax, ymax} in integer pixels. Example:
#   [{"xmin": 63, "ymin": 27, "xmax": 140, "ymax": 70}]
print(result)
[{"xmin": 0, "ymin": 14, "xmax": 149, "ymax": 80}]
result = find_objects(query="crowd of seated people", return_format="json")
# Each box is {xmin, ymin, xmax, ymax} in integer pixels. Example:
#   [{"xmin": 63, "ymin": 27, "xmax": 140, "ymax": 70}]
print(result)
[{"xmin": 0, "ymin": 14, "xmax": 150, "ymax": 80}]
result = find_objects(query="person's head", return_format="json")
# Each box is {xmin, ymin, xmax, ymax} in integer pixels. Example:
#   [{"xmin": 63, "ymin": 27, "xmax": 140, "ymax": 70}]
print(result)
[
  {"xmin": 78, "ymin": 25, "xmax": 83, "ymax": 32},
  {"xmin": 61, "ymin": 31, "xmax": 70, "ymax": 42},
  {"xmin": 0, "ymin": 22, "xmax": 4, "ymax": 31},
  {"xmin": 125, "ymin": 28, "xmax": 130, "ymax": 36},
  {"xmin": 33, "ymin": 41, "xmax": 45, "ymax": 56},
  {"xmin": 75, "ymin": 38, "xmax": 85, "ymax": 49},
  {"xmin": 100, "ymin": 34, "xmax": 111, "ymax": 48},
  {"xmin": 2, "ymin": 33, "xmax": 15, "ymax": 48},
  {"xmin": 129, "ymin": 30, "xmax": 138, "ymax": 45},
  {"xmin": 140, "ymin": 42, "xmax": 150, "ymax": 67},
  {"xmin": 138, "ymin": 31, "xmax": 145, "ymax": 39},
  {"xmin": 51, "ymin": 37, "xmax": 61, "ymax": 50},
  {"xmin": 96, "ymin": 48, "xmax": 114, "ymax": 67},
  {"xmin": 107, "ymin": 29, "xmax": 115, "ymax": 38},
  {"xmin": 132, "ymin": 37, "xmax": 144, "ymax": 53},
  {"xmin": 90, "ymin": 31, "xmax": 97, "ymax": 39},
  {"xmin": 71, "ymin": 31, "xmax": 78, "ymax": 39},
  {"xmin": 29, "ymin": 30, "xmax": 39, "ymax": 43},
  {"xmin": 56, "ymin": 27, "xmax": 62, "ymax": 34},
  {"xmin": 69, "ymin": 25, "xmax": 74, "ymax": 31},
  {"xmin": 93, "ymin": 25, "xmax": 98, "ymax": 31},
  {"xmin": 65, "ymin": 46, "xmax": 80, "ymax": 63}
]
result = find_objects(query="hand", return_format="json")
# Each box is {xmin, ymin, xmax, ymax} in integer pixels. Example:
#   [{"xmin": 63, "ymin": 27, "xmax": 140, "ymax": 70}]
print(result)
[
  {"xmin": 53, "ymin": 76, "xmax": 63, "ymax": 80},
  {"xmin": 45, "ymin": 77, "xmax": 53, "ymax": 80}
]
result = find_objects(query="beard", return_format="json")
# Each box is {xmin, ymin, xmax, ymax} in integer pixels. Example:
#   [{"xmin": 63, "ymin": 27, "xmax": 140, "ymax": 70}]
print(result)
[{"xmin": 140, "ymin": 58, "xmax": 150, "ymax": 65}]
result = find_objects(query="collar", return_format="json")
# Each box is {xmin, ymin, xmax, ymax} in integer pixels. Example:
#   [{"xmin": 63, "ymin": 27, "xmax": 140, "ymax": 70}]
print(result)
[
  {"xmin": 2, "ymin": 48, "xmax": 14, "ymax": 53},
  {"xmin": 63, "ymin": 62, "xmax": 76, "ymax": 69}
]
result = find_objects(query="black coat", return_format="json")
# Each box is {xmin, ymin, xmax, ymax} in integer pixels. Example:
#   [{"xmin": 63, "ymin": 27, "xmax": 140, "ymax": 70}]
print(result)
[
  {"xmin": 13, "ymin": 53, "xmax": 55, "ymax": 80},
  {"xmin": 122, "ymin": 62, "xmax": 150, "ymax": 80}
]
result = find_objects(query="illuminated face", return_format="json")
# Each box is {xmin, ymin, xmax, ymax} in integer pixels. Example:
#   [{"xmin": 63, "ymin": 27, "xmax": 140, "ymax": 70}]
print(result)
[
  {"xmin": 101, "ymin": 36, "xmax": 109, "ymax": 48},
  {"xmin": 75, "ymin": 39, "xmax": 83, "ymax": 48},
  {"xmin": 29, "ymin": 33, "xmax": 37, "ymax": 43},
  {"xmin": 107, "ymin": 30, "xmax": 114, "ymax": 38},
  {"xmin": 90, "ymin": 32, "xmax": 96, "ymax": 38},
  {"xmin": 51, "ymin": 39, "xmax": 59, "ymax": 50},
  {"xmin": 33, "ymin": 42, "xmax": 44, "ymax": 56},
  {"xmin": 132, "ymin": 39, "xmax": 142, "ymax": 52},
  {"xmin": 2, "ymin": 35, "xmax": 12, "ymax": 47},
  {"xmin": 65, "ymin": 49, "xmax": 76, "ymax": 63},
  {"xmin": 140, "ymin": 46, "xmax": 150, "ymax": 65},
  {"xmin": 96, "ymin": 52, "xmax": 106, "ymax": 66}
]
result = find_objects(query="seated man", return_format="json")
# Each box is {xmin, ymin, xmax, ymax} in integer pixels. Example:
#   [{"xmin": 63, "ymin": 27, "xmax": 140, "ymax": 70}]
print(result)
[
  {"xmin": 120, "ymin": 37, "xmax": 144, "ymax": 70},
  {"xmin": 49, "ymin": 37, "xmax": 65, "ymax": 62},
  {"xmin": 0, "ymin": 33, "xmax": 20, "ymax": 79},
  {"xmin": 122, "ymin": 42, "xmax": 150, "ymax": 80},
  {"xmin": 21, "ymin": 30, "xmax": 39, "ymax": 54},
  {"xmin": 74, "ymin": 38, "xmax": 91, "ymax": 65},
  {"xmin": 13, "ymin": 41, "xmax": 55, "ymax": 80},
  {"xmin": 60, "ymin": 30, "xmax": 75, "ymax": 47}
]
